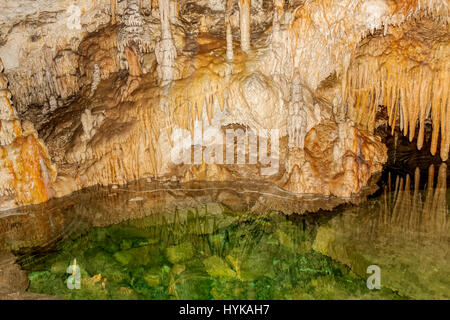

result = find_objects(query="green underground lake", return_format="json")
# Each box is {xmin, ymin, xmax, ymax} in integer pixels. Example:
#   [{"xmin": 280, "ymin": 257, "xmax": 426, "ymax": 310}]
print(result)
[{"xmin": 1, "ymin": 135, "xmax": 449, "ymax": 300}]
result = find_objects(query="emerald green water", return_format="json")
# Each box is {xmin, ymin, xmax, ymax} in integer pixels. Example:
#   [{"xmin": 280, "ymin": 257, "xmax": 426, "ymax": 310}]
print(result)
[
  {"xmin": 9, "ymin": 134, "xmax": 449, "ymax": 300},
  {"xmin": 19, "ymin": 206, "xmax": 400, "ymax": 300}
]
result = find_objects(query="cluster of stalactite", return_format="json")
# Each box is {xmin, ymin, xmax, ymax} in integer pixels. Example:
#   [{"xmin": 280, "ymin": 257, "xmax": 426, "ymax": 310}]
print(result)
[
  {"xmin": 2, "ymin": 0, "xmax": 449, "ymax": 209},
  {"xmin": 0, "ymin": 0, "xmax": 112, "ymax": 113},
  {"xmin": 115, "ymin": 0, "xmax": 254, "ymax": 85},
  {"xmin": 6, "ymin": 47, "xmax": 80, "ymax": 114},
  {"xmin": 117, "ymin": 0, "xmax": 153, "ymax": 77},
  {"xmin": 263, "ymin": 0, "xmax": 449, "ymax": 91},
  {"xmin": 344, "ymin": 18, "xmax": 449, "ymax": 160}
]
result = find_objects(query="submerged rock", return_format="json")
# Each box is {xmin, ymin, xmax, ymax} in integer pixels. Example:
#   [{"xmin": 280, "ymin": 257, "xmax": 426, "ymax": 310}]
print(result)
[
  {"xmin": 231, "ymin": 248, "xmax": 276, "ymax": 282},
  {"xmin": 166, "ymin": 242, "xmax": 194, "ymax": 264},
  {"xmin": 203, "ymin": 256, "xmax": 236, "ymax": 280},
  {"xmin": 110, "ymin": 286, "xmax": 140, "ymax": 300},
  {"xmin": 171, "ymin": 264, "xmax": 186, "ymax": 276},
  {"xmin": 0, "ymin": 252, "xmax": 29, "ymax": 296},
  {"xmin": 170, "ymin": 272, "xmax": 212, "ymax": 300},
  {"xmin": 113, "ymin": 246, "xmax": 151, "ymax": 267},
  {"xmin": 143, "ymin": 270, "xmax": 161, "ymax": 287}
]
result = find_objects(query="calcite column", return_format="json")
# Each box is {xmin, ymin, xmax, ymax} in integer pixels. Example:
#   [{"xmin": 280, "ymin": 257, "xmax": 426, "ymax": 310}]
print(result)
[
  {"xmin": 155, "ymin": 0, "xmax": 177, "ymax": 85},
  {"xmin": 226, "ymin": 0, "xmax": 234, "ymax": 61},
  {"xmin": 238, "ymin": 0, "xmax": 251, "ymax": 53},
  {"xmin": 110, "ymin": 0, "xmax": 117, "ymax": 24}
]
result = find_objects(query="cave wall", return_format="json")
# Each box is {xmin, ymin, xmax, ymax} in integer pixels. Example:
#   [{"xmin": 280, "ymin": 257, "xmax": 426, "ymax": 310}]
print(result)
[{"xmin": 0, "ymin": 0, "xmax": 448, "ymax": 210}]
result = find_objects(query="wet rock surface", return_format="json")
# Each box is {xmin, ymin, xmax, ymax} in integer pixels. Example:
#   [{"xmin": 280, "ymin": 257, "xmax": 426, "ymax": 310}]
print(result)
[{"xmin": 0, "ymin": 251, "xmax": 56, "ymax": 299}]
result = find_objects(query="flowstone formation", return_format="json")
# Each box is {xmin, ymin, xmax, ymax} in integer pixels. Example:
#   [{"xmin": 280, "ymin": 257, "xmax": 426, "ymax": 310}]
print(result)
[{"xmin": 0, "ymin": 0, "xmax": 448, "ymax": 210}]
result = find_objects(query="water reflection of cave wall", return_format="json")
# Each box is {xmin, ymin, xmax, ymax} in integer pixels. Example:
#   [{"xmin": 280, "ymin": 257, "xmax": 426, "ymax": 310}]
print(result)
[{"xmin": 369, "ymin": 164, "xmax": 448, "ymax": 242}]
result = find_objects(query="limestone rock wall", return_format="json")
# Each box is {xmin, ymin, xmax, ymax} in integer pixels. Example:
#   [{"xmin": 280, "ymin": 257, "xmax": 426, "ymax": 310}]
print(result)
[
  {"xmin": 0, "ymin": 0, "xmax": 116, "ymax": 113},
  {"xmin": 0, "ymin": 59, "xmax": 56, "ymax": 210},
  {"xmin": 0, "ymin": 0, "xmax": 448, "ymax": 210}
]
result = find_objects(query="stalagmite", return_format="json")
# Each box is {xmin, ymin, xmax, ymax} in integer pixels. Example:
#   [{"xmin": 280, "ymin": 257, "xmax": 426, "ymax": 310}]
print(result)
[
  {"xmin": 226, "ymin": 0, "xmax": 234, "ymax": 61},
  {"xmin": 155, "ymin": 0, "xmax": 177, "ymax": 85},
  {"xmin": 238, "ymin": 0, "xmax": 251, "ymax": 53}
]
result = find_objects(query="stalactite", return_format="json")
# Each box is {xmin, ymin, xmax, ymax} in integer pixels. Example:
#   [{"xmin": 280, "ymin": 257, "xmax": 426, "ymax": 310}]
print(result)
[
  {"xmin": 260, "ymin": 0, "xmax": 449, "ymax": 92},
  {"xmin": 226, "ymin": 0, "xmax": 234, "ymax": 61},
  {"xmin": 155, "ymin": 0, "xmax": 177, "ymax": 85},
  {"xmin": 267, "ymin": 0, "xmax": 291, "ymax": 76},
  {"xmin": 3, "ymin": 0, "xmax": 449, "ymax": 209},
  {"xmin": 169, "ymin": 0, "xmax": 180, "ymax": 22},
  {"xmin": 166, "ymin": 68, "xmax": 226, "ymax": 134},
  {"xmin": 159, "ymin": 0, "xmax": 172, "ymax": 42},
  {"xmin": 81, "ymin": 109, "xmax": 105, "ymax": 142},
  {"xmin": 239, "ymin": 0, "xmax": 251, "ymax": 53},
  {"xmin": 272, "ymin": 0, "xmax": 281, "ymax": 33}
]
